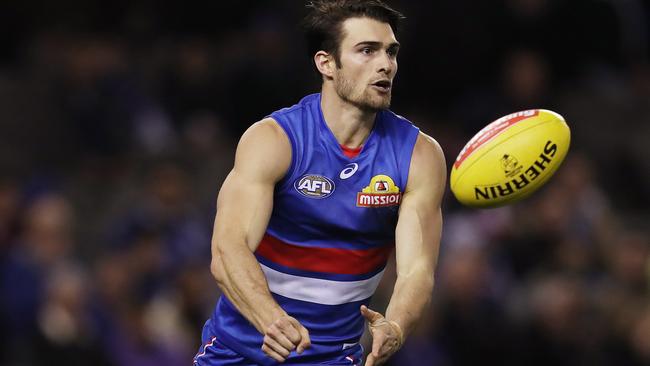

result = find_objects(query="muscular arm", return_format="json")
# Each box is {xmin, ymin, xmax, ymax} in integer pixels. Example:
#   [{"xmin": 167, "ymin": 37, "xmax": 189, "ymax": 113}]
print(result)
[
  {"xmin": 210, "ymin": 118, "xmax": 310, "ymax": 361},
  {"xmin": 386, "ymin": 133, "xmax": 446, "ymax": 336},
  {"xmin": 386, "ymin": 133, "xmax": 446, "ymax": 337},
  {"xmin": 210, "ymin": 118, "xmax": 289, "ymax": 331},
  {"xmin": 362, "ymin": 133, "xmax": 446, "ymax": 366}
]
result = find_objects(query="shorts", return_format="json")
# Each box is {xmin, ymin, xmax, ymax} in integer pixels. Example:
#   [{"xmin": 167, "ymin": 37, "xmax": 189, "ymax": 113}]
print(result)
[{"xmin": 193, "ymin": 321, "xmax": 364, "ymax": 366}]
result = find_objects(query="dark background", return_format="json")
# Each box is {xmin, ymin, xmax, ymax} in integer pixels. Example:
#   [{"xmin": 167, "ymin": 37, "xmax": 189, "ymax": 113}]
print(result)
[{"xmin": 0, "ymin": 1, "xmax": 648, "ymax": 365}]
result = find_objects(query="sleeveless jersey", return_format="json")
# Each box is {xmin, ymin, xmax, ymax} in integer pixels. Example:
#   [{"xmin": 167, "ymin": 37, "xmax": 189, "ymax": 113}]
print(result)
[{"xmin": 208, "ymin": 93, "xmax": 420, "ymax": 365}]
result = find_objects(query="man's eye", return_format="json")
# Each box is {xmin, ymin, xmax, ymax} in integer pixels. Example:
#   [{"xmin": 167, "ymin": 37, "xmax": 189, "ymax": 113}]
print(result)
[
  {"xmin": 361, "ymin": 47, "xmax": 373, "ymax": 55},
  {"xmin": 387, "ymin": 49, "xmax": 398, "ymax": 57}
]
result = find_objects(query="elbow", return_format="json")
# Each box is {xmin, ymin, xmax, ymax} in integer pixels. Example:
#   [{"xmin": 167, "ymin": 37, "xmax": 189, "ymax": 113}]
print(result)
[
  {"xmin": 427, "ymin": 275, "xmax": 436, "ymax": 305},
  {"xmin": 421, "ymin": 275, "xmax": 435, "ymax": 302},
  {"xmin": 412, "ymin": 269, "xmax": 437, "ymax": 298},
  {"xmin": 397, "ymin": 268, "xmax": 436, "ymax": 297},
  {"xmin": 210, "ymin": 249, "xmax": 227, "ymax": 286}
]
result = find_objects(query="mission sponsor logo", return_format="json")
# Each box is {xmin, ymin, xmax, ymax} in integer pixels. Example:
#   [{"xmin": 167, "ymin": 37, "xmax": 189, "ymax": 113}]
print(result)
[
  {"xmin": 474, "ymin": 140, "xmax": 558, "ymax": 200},
  {"xmin": 294, "ymin": 174, "xmax": 335, "ymax": 199},
  {"xmin": 357, "ymin": 175, "xmax": 401, "ymax": 207}
]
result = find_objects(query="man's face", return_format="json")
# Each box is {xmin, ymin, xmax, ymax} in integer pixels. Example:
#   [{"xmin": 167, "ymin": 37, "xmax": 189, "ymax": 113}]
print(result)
[{"xmin": 332, "ymin": 17, "xmax": 399, "ymax": 111}]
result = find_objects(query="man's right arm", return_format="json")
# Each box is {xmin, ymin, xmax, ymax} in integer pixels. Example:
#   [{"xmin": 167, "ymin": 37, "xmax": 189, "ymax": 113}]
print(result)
[{"xmin": 210, "ymin": 118, "xmax": 310, "ymax": 362}]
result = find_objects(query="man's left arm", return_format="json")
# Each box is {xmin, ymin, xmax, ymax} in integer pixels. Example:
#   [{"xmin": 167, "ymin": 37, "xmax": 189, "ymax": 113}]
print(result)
[{"xmin": 362, "ymin": 132, "xmax": 446, "ymax": 366}]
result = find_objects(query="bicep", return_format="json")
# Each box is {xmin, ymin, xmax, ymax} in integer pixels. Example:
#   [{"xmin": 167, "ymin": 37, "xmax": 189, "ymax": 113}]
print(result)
[
  {"xmin": 214, "ymin": 170, "xmax": 275, "ymax": 252},
  {"xmin": 395, "ymin": 133, "xmax": 446, "ymax": 276},
  {"xmin": 212, "ymin": 119, "xmax": 291, "ymax": 253}
]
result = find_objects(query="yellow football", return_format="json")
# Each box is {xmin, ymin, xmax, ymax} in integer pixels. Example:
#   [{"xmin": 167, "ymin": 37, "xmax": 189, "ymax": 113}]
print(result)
[{"xmin": 450, "ymin": 109, "xmax": 571, "ymax": 208}]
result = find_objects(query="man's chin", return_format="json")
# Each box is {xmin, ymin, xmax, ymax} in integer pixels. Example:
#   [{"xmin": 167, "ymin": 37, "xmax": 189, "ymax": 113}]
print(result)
[
  {"xmin": 359, "ymin": 94, "xmax": 391, "ymax": 111},
  {"xmin": 368, "ymin": 98, "xmax": 391, "ymax": 111},
  {"xmin": 341, "ymin": 92, "xmax": 391, "ymax": 112}
]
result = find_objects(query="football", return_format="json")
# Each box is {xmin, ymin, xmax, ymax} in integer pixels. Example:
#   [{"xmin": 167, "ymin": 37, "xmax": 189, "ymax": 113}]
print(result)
[{"xmin": 450, "ymin": 109, "xmax": 571, "ymax": 208}]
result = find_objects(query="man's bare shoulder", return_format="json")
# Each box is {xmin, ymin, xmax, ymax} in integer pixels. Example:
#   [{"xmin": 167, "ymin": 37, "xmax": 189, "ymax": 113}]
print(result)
[
  {"xmin": 405, "ymin": 132, "xmax": 447, "ymax": 195},
  {"xmin": 234, "ymin": 117, "xmax": 292, "ymax": 182},
  {"xmin": 415, "ymin": 130, "xmax": 443, "ymax": 153},
  {"xmin": 242, "ymin": 117, "xmax": 286, "ymax": 140}
]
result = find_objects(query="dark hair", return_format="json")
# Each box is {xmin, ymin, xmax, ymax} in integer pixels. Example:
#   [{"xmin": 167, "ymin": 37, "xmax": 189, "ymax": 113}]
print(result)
[{"xmin": 302, "ymin": 0, "xmax": 405, "ymax": 71}]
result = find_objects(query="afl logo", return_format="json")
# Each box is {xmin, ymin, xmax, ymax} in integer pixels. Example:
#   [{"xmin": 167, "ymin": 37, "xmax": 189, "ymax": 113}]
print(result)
[{"xmin": 294, "ymin": 174, "xmax": 335, "ymax": 199}]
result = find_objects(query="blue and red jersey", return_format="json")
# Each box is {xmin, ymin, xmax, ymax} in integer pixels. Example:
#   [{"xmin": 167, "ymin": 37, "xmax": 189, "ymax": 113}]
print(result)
[{"xmin": 207, "ymin": 93, "xmax": 419, "ymax": 364}]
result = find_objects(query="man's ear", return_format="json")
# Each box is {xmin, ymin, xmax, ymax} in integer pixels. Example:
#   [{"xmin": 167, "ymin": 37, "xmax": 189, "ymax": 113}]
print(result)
[{"xmin": 314, "ymin": 51, "xmax": 335, "ymax": 79}]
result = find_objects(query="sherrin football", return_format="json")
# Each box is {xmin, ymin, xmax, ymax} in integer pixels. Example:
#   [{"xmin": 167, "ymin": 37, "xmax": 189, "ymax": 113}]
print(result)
[{"xmin": 450, "ymin": 109, "xmax": 571, "ymax": 208}]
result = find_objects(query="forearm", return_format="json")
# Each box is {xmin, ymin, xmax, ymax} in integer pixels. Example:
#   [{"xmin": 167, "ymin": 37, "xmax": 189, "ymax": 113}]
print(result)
[
  {"xmin": 385, "ymin": 269, "xmax": 434, "ymax": 339},
  {"xmin": 212, "ymin": 242, "xmax": 285, "ymax": 333}
]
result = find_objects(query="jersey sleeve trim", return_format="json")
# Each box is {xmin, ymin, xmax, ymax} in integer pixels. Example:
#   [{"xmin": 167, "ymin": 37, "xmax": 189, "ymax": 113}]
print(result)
[
  {"xmin": 399, "ymin": 125, "xmax": 420, "ymax": 192},
  {"xmin": 267, "ymin": 113, "xmax": 297, "ymax": 190}
]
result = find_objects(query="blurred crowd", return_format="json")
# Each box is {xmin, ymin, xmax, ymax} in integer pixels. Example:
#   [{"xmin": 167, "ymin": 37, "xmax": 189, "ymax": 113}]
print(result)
[{"xmin": 0, "ymin": 0, "xmax": 648, "ymax": 365}]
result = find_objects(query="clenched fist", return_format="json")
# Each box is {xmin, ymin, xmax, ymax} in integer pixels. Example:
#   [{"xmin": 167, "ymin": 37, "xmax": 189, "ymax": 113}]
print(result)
[{"xmin": 262, "ymin": 315, "xmax": 311, "ymax": 362}]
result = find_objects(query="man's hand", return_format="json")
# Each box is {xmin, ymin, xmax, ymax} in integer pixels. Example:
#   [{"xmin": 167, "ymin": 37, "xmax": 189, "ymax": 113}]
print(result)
[
  {"xmin": 261, "ymin": 315, "xmax": 311, "ymax": 362},
  {"xmin": 361, "ymin": 305, "xmax": 404, "ymax": 366}
]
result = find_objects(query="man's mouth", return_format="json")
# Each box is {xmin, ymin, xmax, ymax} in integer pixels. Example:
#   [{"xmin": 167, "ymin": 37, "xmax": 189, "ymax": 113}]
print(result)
[{"xmin": 370, "ymin": 80, "xmax": 392, "ymax": 92}]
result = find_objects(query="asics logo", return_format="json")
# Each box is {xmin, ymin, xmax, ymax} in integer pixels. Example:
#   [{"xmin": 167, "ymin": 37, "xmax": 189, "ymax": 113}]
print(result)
[{"xmin": 339, "ymin": 163, "xmax": 359, "ymax": 179}]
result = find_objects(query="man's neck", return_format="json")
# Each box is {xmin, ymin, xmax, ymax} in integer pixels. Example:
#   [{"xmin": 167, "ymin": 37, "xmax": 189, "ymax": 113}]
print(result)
[{"xmin": 320, "ymin": 84, "xmax": 377, "ymax": 148}]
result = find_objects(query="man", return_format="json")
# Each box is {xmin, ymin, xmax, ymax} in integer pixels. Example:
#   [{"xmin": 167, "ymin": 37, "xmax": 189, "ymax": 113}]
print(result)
[{"xmin": 195, "ymin": 1, "xmax": 445, "ymax": 365}]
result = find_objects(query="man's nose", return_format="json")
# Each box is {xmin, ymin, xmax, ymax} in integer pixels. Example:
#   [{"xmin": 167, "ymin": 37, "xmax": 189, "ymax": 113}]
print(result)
[{"xmin": 377, "ymin": 53, "xmax": 394, "ymax": 75}]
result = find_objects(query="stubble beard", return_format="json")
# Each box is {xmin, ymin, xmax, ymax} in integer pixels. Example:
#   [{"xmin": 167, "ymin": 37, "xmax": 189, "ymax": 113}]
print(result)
[{"xmin": 334, "ymin": 71, "xmax": 391, "ymax": 112}]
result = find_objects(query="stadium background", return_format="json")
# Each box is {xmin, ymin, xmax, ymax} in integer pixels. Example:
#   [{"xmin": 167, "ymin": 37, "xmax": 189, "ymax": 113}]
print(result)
[{"xmin": 0, "ymin": 0, "xmax": 648, "ymax": 365}]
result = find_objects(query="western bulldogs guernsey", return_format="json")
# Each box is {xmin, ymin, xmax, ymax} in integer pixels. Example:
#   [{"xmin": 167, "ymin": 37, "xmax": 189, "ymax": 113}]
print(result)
[{"xmin": 199, "ymin": 93, "xmax": 419, "ymax": 365}]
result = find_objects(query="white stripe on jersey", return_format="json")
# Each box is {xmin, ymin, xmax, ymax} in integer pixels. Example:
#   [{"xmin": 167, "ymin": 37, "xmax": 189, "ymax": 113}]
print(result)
[{"xmin": 260, "ymin": 264, "xmax": 385, "ymax": 305}]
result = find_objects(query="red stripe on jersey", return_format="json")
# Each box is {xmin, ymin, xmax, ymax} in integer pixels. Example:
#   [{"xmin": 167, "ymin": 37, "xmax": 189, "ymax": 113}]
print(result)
[
  {"xmin": 256, "ymin": 234, "xmax": 393, "ymax": 275},
  {"xmin": 340, "ymin": 144, "xmax": 363, "ymax": 158}
]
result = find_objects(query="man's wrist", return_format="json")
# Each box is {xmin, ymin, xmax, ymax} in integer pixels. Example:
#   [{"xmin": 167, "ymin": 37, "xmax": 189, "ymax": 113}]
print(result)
[
  {"xmin": 246, "ymin": 302, "xmax": 285, "ymax": 333},
  {"xmin": 260, "ymin": 306, "xmax": 288, "ymax": 329},
  {"xmin": 387, "ymin": 320, "xmax": 404, "ymax": 347},
  {"xmin": 367, "ymin": 316, "xmax": 405, "ymax": 348}
]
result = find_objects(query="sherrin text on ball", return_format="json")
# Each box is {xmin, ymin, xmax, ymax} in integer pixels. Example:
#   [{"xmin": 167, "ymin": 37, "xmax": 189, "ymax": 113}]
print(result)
[{"xmin": 450, "ymin": 109, "xmax": 571, "ymax": 208}]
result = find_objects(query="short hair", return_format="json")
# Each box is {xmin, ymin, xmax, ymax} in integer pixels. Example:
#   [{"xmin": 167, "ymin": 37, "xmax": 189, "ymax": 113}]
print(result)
[{"xmin": 301, "ymin": 0, "xmax": 405, "ymax": 72}]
